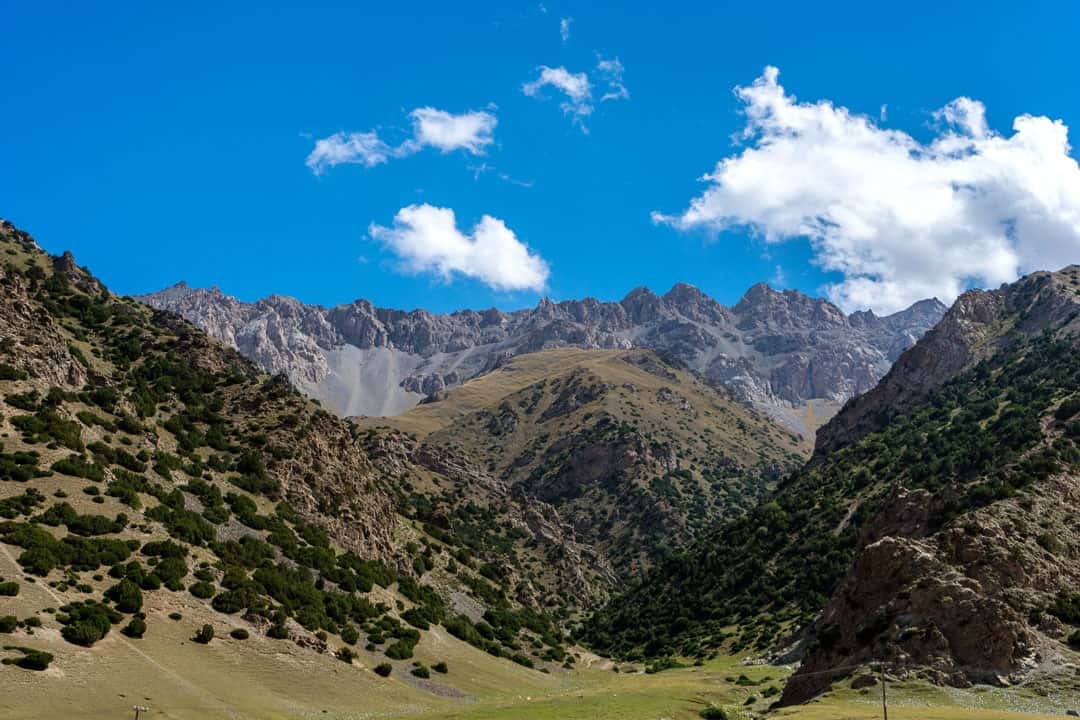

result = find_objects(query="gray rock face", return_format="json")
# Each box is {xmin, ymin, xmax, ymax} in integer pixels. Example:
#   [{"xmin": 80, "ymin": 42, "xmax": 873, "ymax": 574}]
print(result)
[{"xmin": 135, "ymin": 281, "xmax": 945, "ymax": 432}]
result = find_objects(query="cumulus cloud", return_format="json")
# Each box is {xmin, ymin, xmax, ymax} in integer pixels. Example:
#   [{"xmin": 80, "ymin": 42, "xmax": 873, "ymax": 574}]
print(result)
[
  {"xmin": 560, "ymin": 17, "xmax": 572, "ymax": 43},
  {"xmin": 306, "ymin": 107, "xmax": 496, "ymax": 175},
  {"xmin": 653, "ymin": 66, "xmax": 1080, "ymax": 314},
  {"xmin": 368, "ymin": 204, "xmax": 550, "ymax": 292}
]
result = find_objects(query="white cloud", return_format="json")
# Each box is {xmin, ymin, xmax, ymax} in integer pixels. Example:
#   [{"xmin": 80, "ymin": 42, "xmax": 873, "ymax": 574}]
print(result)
[
  {"xmin": 523, "ymin": 66, "xmax": 593, "ymax": 126},
  {"xmin": 596, "ymin": 56, "xmax": 630, "ymax": 102},
  {"xmin": 654, "ymin": 66, "xmax": 1080, "ymax": 314},
  {"xmin": 560, "ymin": 17, "xmax": 572, "ymax": 43},
  {"xmin": 306, "ymin": 107, "xmax": 496, "ymax": 175},
  {"xmin": 523, "ymin": 59, "xmax": 629, "ymax": 131},
  {"xmin": 368, "ymin": 204, "xmax": 550, "ymax": 292},
  {"xmin": 771, "ymin": 265, "xmax": 787, "ymax": 288},
  {"xmin": 306, "ymin": 132, "xmax": 391, "ymax": 174},
  {"xmin": 407, "ymin": 107, "xmax": 496, "ymax": 154}
]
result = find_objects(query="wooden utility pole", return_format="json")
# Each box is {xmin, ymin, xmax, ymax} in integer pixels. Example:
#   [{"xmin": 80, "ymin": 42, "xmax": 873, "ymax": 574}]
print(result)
[
  {"xmin": 878, "ymin": 663, "xmax": 888, "ymax": 720},
  {"xmin": 132, "ymin": 705, "xmax": 150, "ymax": 719}
]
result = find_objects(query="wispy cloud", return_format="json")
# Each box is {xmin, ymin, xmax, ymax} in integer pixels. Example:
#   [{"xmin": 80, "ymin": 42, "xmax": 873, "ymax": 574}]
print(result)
[
  {"xmin": 369, "ymin": 204, "xmax": 550, "ymax": 291},
  {"xmin": 654, "ymin": 66, "xmax": 1080, "ymax": 314},
  {"xmin": 523, "ymin": 57, "xmax": 629, "ymax": 132},
  {"xmin": 596, "ymin": 56, "xmax": 630, "ymax": 102},
  {"xmin": 560, "ymin": 17, "xmax": 572, "ymax": 43},
  {"xmin": 306, "ymin": 132, "xmax": 391, "ymax": 172},
  {"xmin": 523, "ymin": 65, "xmax": 593, "ymax": 128},
  {"xmin": 306, "ymin": 107, "xmax": 496, "ymax": 175},
  {"xmin": 467, "ymin": 162, "xmax": 535, "ymax": 187}
]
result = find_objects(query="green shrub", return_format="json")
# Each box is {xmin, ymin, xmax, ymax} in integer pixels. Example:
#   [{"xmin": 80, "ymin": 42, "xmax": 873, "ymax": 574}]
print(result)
[
  {"xmin": 12, "ymin": 410, "xmax": 84, "ymax": 451},
  {"xmin": 5, "ymin": 391, "xmax": 41, "ymax": 411},
  {"xmin": 2, "ymin": 646, "xmax": 53, "ymax": 671},
  {"xmin": 122, "ymin": 617, "xmax": 146, "ymax": 638},
  {"xmin": 1049, "ymin": 592, "xmax": 1080, "ymax": 625},
  {"xmin": 193, "ymin": 624, "xmax": 214, "ymax": 644},
  {"xmin": 699, "ymin": 708, "xmax": 728, "ymax": 720},
  {"xmin": 401, "ymin": 607, "xmax": 430, "ymax": 630},
  {"xmin": 336, "ymin": 647, "xmax": 356, "ymax": 664},
  {"xmin": 229, "ymin": 628, "xmax": 249, "ymax": 640},
  {"xmin": 373, "ymin": 662, "xmax": 393, "ymax": 677},
  {"xmin": 0, "ymin": 449, "xmax": 43, "ymax": 482},
  {"xmin": 340, "ymin": 625, "xmax": 359, "ymax": 645},
  {"xmin": 0, "ymin": 581, "xmax": 18, "ymax": 597},
  {"xmin": 50, "ymin": 455, "xmax": 104, "ymax": 481},
  {"xmin": 384, "ymin": 639, "xmax": 415, "ymax": 660},
  {"xmin": 433, "ymin": 661, "xmax": 448, "ymax": 674},
  {"xmin": 153, "ymin": 556, "xmax": 188, "ymax": 591},
  {"xmin": 189, "ymin": 580, "xmax": 215, "ymax": 599},
  {"xmin": 104, "ymin": 579, "xmax": 143, "ymax": 613},
  {"xmin": 58, "ymin": 601, "xmax": 119, "ymax": 646},
  {"xmin": 411, "ymin": 664, "xmax": 430, "ymax": 679},
  {"xmin": 509, "ymin": 652, "xmax": 534, "ymax": 669},
  {"xmin": 0, "ymin": 616, "xmax": 17, "ymax": 633},
  {"xmin": 0, "ymin": 363, "xmax": 28, "ymax": 380}
]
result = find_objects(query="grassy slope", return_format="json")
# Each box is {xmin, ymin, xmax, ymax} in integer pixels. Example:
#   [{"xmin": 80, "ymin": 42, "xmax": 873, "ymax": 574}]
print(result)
[{"xmin": 357, "ymin": 346, "xmax": 808, "ymax": 611}]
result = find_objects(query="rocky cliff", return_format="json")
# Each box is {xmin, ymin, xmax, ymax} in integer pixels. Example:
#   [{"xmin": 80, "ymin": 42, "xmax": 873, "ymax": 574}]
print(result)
[{"xmin": 136, "ymin": 281, "xmax": 945, "ymax": 435}]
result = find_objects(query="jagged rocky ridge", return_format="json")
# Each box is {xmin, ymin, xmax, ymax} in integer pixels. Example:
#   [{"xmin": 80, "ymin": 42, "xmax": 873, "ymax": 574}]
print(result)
[{"xmin": 137, "ymin": 281, "xmax": 945, "ymax": 434}]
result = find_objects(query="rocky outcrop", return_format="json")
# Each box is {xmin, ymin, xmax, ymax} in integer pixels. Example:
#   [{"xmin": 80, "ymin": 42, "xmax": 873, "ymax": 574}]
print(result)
[
  {"xmin": 137, "ymin": 280, "xmax": 945, "ymax": 434},
  {"xmin": 0, "ymin": 223, "xmax": 88, "ymax": 388},
  {"xmin": 784, "ymin": 465, "xmax": 1080, "ymax": 704}
]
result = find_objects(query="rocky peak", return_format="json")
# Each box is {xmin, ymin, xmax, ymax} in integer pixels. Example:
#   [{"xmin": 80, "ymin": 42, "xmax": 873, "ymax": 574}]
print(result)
[
  {"xmin": 733, "ymin": 283, "xmax": 847, "ymax": 330},
  {"xmin": 619, "ymin": 286, "xmax": 668, "ymax": 323},
  {"xmin": 663, "ymin": 282, "xmax": 729, "ymax": 324}
]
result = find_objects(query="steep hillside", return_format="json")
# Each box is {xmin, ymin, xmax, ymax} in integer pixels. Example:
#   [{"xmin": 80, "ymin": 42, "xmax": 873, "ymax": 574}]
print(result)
[
  {"xmin": 582, "ymin": 267, "xmax": 1080, "ymax": 703},
  {"xmin": 817, "ymin": 267, "xmax": 1080, "ymax": 454},
  {"xmin": 358, "ymin": 347, "xmax": 807, "ymax": 609},
  {"xmin": 0, "ymin": 219, "xmax": 580, "ymax": 709},
  {"xmin": 137, "ymin": 280, "xmax": 944, "ymax": 435}
]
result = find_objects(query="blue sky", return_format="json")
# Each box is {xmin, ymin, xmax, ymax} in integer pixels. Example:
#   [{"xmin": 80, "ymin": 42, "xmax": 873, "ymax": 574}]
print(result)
[{"xmin": 3, "ymin": 1, "xmax": 1079, "ymax": 314}]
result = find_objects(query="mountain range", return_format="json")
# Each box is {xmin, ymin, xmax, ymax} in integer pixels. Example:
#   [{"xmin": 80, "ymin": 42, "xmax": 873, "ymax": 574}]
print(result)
[
  {"xmin": 1, "ymin": 216, "xmax": 1078, "ymax": 718},
  {"xmin": 137, "ymin": 281, "xmax": 946, "ymax": 436}
]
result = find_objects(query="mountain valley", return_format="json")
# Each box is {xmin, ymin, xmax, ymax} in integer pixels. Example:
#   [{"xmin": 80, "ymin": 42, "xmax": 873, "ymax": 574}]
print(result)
[{"xmin": 1, "ymin": 218, "xmax": 1078, "ymax": 720}]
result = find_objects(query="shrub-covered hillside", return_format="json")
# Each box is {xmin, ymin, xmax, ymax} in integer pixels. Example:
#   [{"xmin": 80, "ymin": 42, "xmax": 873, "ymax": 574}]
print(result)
[
  {"xmin": 0, "ymin": 220, "xmax": 569, "ymax": 680},
  {"xmin": 358, "ymin": 347, "xmax": 807, "ymax": 612},
  {"xmin": 583, "ymin": 266, "xmax": 1080, "ymax": 699}
]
